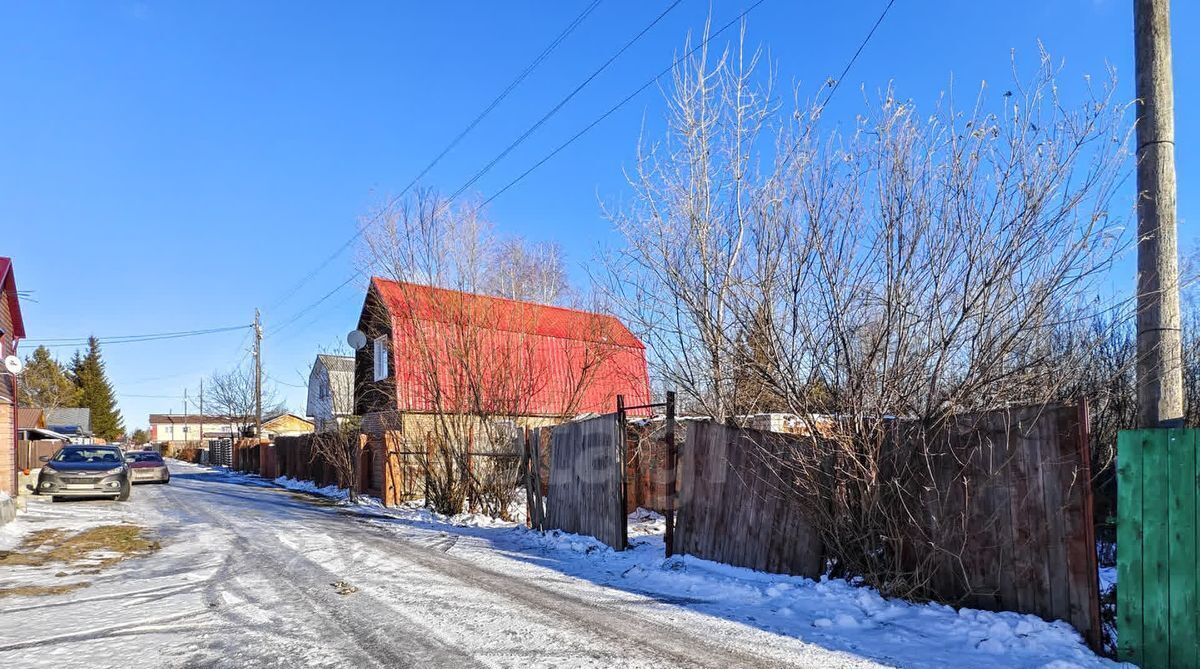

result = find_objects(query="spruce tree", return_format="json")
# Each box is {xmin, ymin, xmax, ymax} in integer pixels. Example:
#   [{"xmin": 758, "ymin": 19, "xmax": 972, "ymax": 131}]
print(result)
[
  {"xmin": 70, "ymin": 336, "xmax": 125, "ymax": 441},
  {"xmin": 19, "ymin": 345, "xmax": 80, "ymax": 411}
]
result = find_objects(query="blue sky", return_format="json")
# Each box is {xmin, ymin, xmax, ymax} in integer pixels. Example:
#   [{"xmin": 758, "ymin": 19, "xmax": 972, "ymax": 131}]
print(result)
[{"xmin": 3, "ymin": 0, "xmax": 1196, "ymax": 431}]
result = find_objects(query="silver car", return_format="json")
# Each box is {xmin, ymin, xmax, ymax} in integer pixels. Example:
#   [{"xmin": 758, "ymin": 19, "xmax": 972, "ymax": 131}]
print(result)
[
  {"xmin": 32, "ymin": 445, "xmax": 132, "ymax": 502},
  {"xmin": 127, "ymin": 450, "xmax": 170, "ymax": 484}
]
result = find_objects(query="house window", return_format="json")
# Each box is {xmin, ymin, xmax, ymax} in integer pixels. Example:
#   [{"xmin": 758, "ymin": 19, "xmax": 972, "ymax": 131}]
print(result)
[
  {"xmin": 373, "ymin": 335, "xmax": 389, "ymax": 381},
  {"xmin": 319, "ymin": 379, "xmax": 329, "ymax": 400}
]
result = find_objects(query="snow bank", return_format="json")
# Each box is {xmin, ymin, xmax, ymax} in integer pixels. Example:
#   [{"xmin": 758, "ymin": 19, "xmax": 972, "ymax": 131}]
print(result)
[
  {"xmin": 504, "ymin": 524, "xmax": 1121, "ymax": 669},
  {"xmin": 198, "ymin": 462, "xmax": 1121, "ymax": 668},
  {"xmin": 273, "ymin": 476, "xmax": 351, "ymax": 500}
]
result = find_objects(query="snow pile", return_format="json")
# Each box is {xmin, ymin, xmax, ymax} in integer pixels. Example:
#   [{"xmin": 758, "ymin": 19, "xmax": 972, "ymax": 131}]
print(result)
[
  {"xmin": 272, "ymin": 476, "xmax": 350, "ymax": 500},
  {"xmin": 505, "ymin": 526, "xmax": 1121, "ymax": 669}
]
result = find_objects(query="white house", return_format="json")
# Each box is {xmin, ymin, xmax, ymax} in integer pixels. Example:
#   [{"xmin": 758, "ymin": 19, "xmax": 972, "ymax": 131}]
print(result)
[{"xmin": 306, "ymin": 354, "xmax": 354, "ymax": 432}]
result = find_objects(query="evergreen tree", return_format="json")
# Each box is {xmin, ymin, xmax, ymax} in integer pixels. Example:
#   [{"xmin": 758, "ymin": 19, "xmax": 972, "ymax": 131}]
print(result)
[
  {"xmin": 70, "ymin": 336, "xmax": 125, "ymax": 441},
  {"xmin": 18, "ymin": 346, "xmax": 80, "ymax": 411},
  {"xmin": 732, "ymin": 303, "xmax": 788, "ymax": 415}
]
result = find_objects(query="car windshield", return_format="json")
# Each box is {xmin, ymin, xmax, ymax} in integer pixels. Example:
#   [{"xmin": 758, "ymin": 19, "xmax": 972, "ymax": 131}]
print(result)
[
  {"xmin": 128, "ymin": 453, "xmax": 163, "ymax": 462},
  {"xmin": 53, "ymin": 448, "xmax": 123, "ymax": 464}
]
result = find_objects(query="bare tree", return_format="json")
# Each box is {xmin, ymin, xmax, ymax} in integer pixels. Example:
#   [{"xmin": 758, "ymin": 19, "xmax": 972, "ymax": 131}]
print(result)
[
  {"xmin": 603, "ymin": 32, "xmax": 1134, "ymax": 596},
  {"xmin": 488, "ymin": 237, "xmax": 570, "ymax": 304},
  {"xmin": 597, "ymin": 24, "xmax": 777, "ymax": 422},
  {"xmin": 359, "ymin": 191, "xmax": 615, "ymax": 517},
  {"xmin": 204, "ymin": 366, "xmax": 280, "ymax": 439},
  {"xmin": 307, "ymin": 422, "xmax": 365, "ymax": 501}
]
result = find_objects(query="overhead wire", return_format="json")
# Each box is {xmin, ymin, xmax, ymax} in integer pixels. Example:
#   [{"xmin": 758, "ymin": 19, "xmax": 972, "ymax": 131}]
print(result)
[
  {"xmin": 264, "ymin": 1, "xmax": 687, "ymax": 336},
  {"xmin": 263, "ymin": 0, "xmax": 607, "ymax": 314},
  {"xmin": 482, "ymin": 0, "xmax": 769, "ymax": 206},
  {"xmin": 25, "ymin": 324, "xmax": 253, "ymax": 348}
]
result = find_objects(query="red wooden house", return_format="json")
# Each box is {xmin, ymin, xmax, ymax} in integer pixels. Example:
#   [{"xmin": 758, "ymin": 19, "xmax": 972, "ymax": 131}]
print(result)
[{"xmin": 353, "ymin": 277, "xmax": 652, "ymax": 504}]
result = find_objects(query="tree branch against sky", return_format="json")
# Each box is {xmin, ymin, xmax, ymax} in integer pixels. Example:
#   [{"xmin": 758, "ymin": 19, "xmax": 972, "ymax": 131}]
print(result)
[{"xmin": 6, "ymin": 3, "xmax": 1192, "ymax": 427}]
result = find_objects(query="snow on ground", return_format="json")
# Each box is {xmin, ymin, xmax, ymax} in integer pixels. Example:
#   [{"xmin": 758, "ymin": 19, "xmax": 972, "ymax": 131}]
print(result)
[
  {"xmin": 241, "ymin": 469, "xmax": 1127, "ymax": 669},
  {"xmin": 0, "ymin": 462, "xmax": 1129, "ymax": 668}
]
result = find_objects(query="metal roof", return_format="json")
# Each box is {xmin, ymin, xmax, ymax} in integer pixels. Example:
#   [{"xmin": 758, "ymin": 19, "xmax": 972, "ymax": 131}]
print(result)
[
  {"xmin": 316, "ymin": 354, "xmax": 355, "ymax": 374},
  {"xmin": 45, "ymin": 407, "xmax": 91, "ymax": 432},
  {"xmin": 371, "ymin": 278, "xmax": 652, "ymax": 416}
]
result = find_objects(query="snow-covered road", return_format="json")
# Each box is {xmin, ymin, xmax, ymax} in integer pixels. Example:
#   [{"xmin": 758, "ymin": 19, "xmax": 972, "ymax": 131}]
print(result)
[{"xmin": 0, "ymin": 461, "xmax": 1121, "ymax": 669}]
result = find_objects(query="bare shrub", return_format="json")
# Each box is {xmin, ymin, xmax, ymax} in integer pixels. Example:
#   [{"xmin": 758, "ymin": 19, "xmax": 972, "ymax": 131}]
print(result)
[
  {"xmin": 307, "ymin": 422, "xmax": 364, "ymax": 502},
  {"xmin": 604, "ymin": 32, "xmax": 1133, "ymax": 597},
  {"xmin": 358, "ymin": 190, "xmax": 618, "ymax": 517}
]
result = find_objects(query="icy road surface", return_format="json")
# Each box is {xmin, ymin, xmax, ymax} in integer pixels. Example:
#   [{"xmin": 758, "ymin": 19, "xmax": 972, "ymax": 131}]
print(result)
[{"xmin": 0, "ymin": 461, "xmax": 1119, "ymax": 668}]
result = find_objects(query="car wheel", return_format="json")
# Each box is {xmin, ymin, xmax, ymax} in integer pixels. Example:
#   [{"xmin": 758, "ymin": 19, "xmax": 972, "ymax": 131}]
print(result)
[{"xmin": 116, "ymin": 482, "xmax": 131, "ymax": 501}]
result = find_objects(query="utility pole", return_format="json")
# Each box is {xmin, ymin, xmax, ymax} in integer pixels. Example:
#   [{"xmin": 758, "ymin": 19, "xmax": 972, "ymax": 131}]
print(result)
[
  {"xmin": 183, "ymin": 388, "xmax": 190, "ymax": 447},
  {"xmin": 198, "ymin": 378, "xmax": 204, "ymax": 448},
  {"xmin": 254, "ymin": 309, "xmax": 263, "ymax": 442},
  {"xmin": 1134, "ymin": 0, "xmax": 1184, "ymax": 427}
]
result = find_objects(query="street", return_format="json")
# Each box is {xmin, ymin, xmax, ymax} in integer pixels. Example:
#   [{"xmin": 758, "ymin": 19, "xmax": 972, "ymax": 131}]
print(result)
[{"xmin": 0, "ymin": 461, "xmax": 886, "ymax": 669}]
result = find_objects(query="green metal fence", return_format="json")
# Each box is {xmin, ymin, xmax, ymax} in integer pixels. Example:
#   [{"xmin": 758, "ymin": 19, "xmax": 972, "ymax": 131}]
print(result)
[{"xmin": 1118, "ymin": 429, "xmax": 1199, "ymax": 668}]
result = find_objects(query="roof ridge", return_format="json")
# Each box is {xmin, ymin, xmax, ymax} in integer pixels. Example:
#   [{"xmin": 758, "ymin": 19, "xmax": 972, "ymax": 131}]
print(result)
[{"xmin": 370, "ymin": 276, "xmax": 643, "ymax": 348}]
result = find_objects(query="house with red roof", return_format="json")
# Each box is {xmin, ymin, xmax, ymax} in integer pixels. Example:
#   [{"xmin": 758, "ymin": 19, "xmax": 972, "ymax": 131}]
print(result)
[
  {"xmin": 353, "ymin": 276, "xmax": 651, "ymax": 504},
  {"xmin": 1, "ymin": 257, "xmax": 27, "ymax": 502}
]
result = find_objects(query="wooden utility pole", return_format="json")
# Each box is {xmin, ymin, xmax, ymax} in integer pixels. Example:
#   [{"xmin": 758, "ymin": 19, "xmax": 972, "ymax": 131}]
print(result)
[
  {"xmin": 254, "ymin": 309, "xmax": 263, "ymax": 442},
  {"xmin": 198, "ymin": 378, "xmax": 204, "ymax": 448},
  {"xmin": 183, "ymin": 388, "xmax": 189, "ymax": 446},
  {"xmin": 1134, "ymin": 0, "xmax": 1184, "ymax": 428}
]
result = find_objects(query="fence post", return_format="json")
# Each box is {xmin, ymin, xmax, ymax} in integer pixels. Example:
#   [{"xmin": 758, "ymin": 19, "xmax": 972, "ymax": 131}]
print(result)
[
  {"xmin": 617, "ymin": 395, "xmax": 629, "ymax": 550},
  {"xmin": 665, "ymin": 390, "xmax": 677, "ymax": 558}
]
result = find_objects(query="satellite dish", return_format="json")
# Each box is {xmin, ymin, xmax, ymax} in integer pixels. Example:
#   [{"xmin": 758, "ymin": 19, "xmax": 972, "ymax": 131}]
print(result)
[
  {"xmin": 3, "ymin": 355, "xmax": 22, "ymax": 375},
  {"xmin": 347, "ymin": 330, "xmax": 367, "ymax": 351}
]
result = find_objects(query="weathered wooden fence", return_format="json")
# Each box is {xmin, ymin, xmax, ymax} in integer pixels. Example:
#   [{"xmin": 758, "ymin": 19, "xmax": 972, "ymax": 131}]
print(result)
[
  {"xmin": 523, "ymin": 427, "xmax": 549, "ymax": 531},
  {"xmin": 674, "ymin": 421, "xmax": 825, "ymax": 578},
  {"xmin": 1118, "ymin": 428, "xmax": 1199, "ymax": 668},
  {"xmin": 907, "ymin": 404, "xmax": 1100, "ymax": 649},
  {"xmin": 667, "ymin": 404, "xmax": 1101, "ymax": 649},
  {"xmin": 545, "ymin": 413, "xmax": 626, "ymax": 549},
  {"xmin": 274, "ymin": 435, "xmax": 339, "ymax": 488}
]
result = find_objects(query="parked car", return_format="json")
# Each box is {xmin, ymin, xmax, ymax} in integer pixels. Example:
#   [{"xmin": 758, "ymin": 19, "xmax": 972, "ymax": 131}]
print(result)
[
  {"xmin": 126, "ymin": 450, "xmax": 170, "ymax": 484},
  {"xmin": 31, "ymin": 445, "xmax": 131, "ymax": 502}
]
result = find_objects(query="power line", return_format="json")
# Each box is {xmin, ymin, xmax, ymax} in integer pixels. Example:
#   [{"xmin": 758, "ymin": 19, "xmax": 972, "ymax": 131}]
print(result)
[
  {"xmin": 265, "ymin": 2, "xmax": 687, "ymax": 342},
  {"xmin": 264, "ymin": 0, "xmax": 605, "ymax": 315},
  {"xmin": 487, "ymin": 0, "xmax": 896, "ymax": 205},
  {"xmin": 26, "ymin": 324, "xmax": 253, "ymax": 348},
  {"xmin": 265, "ymin": 372, "xmax": 307, "ymax": 389},
  {"xmin": 443, "ymin": 0, "xmax": 683, "ymax": 203},
  {"xmin": 772, "ymin": 0, "xmax": 899, "ymax": 175},
  {"xmin": 266, "ymin": 271, "xmax": 363, "ymax": 339},
  {"xmin": 816, "ymin": 0, "xmax": 897, "ymax": 111},
  {"xmin": 483, "ymin": 0, "xmax": 769, "ymax": 207}
]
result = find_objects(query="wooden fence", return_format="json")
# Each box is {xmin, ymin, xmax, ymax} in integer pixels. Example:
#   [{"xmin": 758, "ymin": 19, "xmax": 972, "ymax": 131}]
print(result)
[
  {"xmin": 905, "ymin": 404, "xmax": 1100, "ymax": 649},
  {"xmin": 667, "ymin": 404, "xmax": 1101, "ymax": 650},
  {"xmin": 674, "ymin": 422, "xmax": 825, "ymax": 578},
  {"xmin": 274, "ymin": 435, "xmax": 339, "ymax": 488},
  {"xmin": 16, "ymin": 439, "xmax": 64, "ymax": 471},
  {"xmin": 545, "ymin": 413, "xmax": 626, "ymax": 550},
  {"xmin": 1118, "ymin": 428, "xmax": 1199, "ymax": 668}
]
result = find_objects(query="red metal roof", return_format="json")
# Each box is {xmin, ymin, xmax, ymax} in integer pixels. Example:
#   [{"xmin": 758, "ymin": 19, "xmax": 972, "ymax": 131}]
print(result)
[{"xmin": 372, "ymin": 278, "xmax": 652, "ymax": 416}]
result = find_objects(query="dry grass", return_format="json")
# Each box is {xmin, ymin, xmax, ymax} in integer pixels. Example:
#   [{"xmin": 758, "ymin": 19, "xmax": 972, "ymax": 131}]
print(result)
[
  {"xmin": 0, "ymin": 583, "xmax": 90, "ymax": 599},
  {"xmin": 0, "ymin": 525, "xmax": 160, "ymax": 570}
]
